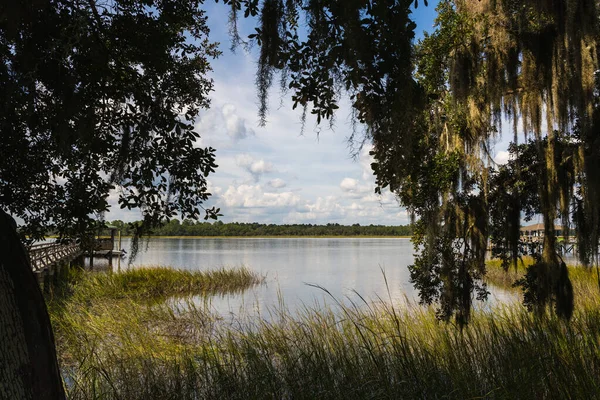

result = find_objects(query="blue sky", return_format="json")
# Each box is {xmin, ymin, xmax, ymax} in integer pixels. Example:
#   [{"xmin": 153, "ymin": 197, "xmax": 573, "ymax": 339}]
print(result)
[{"xmin": 108, "ymin": 1, "xmax": 513, "ymax": 225}]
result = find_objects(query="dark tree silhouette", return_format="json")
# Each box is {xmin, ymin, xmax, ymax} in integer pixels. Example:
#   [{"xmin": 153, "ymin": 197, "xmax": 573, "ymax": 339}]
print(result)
[
  {"xmin": 0, "ymin": 210, "xmax": 64, "ymax": 399},
  {"xmin": 1, "ymin": 0, "xmax": 221, "ymax": 396},
  {"xmin": 1, "ymin": 0, "xmax": 221, "ymax": 241}
]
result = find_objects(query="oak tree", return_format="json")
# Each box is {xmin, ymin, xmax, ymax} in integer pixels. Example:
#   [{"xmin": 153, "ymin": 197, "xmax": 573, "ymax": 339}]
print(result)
[{"xmin": 1, "ymin": 0, "xmax": 220, "ymax": 397}]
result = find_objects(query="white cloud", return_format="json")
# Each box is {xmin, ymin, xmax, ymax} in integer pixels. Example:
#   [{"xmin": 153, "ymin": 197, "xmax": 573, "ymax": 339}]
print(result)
[
  {"xmin": 359, "ymin": 145, "xmax": 376, "ymax": 180},
  {"xmin": 340, "ymin": 178, "xmax": 359, "ymax": 192},
  {"xmin": 494, "ymin": 150, "xmax": 510, "ymax": 165},
  {"xmin": 287, "ymin": 195, "xmax": 346, "ymax": 222},
  {"xmin": 194, "ymin": 103, "xmax": 255, "ymax": 147},
  {"xmin": 360, "ymin": 190, "xmax": 397, "ymax": 206},
  {"xmin": 349, "ymin": 202, "xmax": 364, "ymax": 211},
  {"xmin": 236, "ymin": 154, "xmax": 274, "ymax": 181},
  {"xmin": 222, "ymin": 104, "xmax": 255, "ymax": 141},
  {"xmin": 221, "ymin": 184, "xmax": 300, "ymax": 208},
  {"xmin": 206, "ymin": 180, "xmax": 223, "ymax": 197},
  {"xmin": 248, "ymin": 160, "xmax": 273, "ymax": 175},
  {"xmin": 268, "ymin": 178, "xmax": 287, "ymax": 189},
  {"xmin": 340, "ymin": 177, "xmax": 372, "ymax": 199},
  {"xmin": 235, "ymin": 154, "xmax": 254, "ymax": 168}
]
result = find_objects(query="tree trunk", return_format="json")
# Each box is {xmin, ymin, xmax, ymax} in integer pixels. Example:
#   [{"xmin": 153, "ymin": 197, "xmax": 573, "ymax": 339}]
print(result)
[{"xmin": 0, "ymin": 210, "xmax": 65, "ymax": 399}]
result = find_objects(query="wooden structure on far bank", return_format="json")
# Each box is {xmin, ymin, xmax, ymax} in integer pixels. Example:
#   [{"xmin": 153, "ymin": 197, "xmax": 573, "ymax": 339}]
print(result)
[
  {"xmin": 520, "ymin": 223, "xmax": 566, "ymax": 241},
  {"xmin": 518, "ymin": 223, "xmax": 577, "ymax": 256}
]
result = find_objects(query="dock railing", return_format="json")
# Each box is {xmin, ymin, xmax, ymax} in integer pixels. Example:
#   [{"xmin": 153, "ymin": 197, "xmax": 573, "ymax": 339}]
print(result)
[{"xmin": 28, "ymin": 242, "xmax": 82, "ymax": 272}]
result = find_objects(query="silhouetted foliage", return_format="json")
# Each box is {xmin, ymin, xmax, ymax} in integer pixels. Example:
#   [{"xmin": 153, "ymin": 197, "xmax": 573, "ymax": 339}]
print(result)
[
  {"xmin": 0, "ymin": 2, "xmax": 222, "ymax": 393},
  {"xmin": 0, "ymin": 0, "xmax": 221, "ymax": 245},
  {"xmin": 233, "ymin": 0, "xmax": 600, "ymax": 324}
]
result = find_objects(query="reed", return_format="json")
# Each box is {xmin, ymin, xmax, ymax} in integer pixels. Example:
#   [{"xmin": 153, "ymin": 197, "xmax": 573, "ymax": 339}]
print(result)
[
  {"xmin": 58, "ymin": 265, "xmax": 264, "ymax": 301},
  {"xmin": 485, "ymin": 257, "xmax": 600, "ymax": 307},
  {"xmin": 484, "ymin": 257, "xmax": 533, "ymax": 290},
  {"xmin": 50, "ymin": 265, "xmax": 600, "ymax": 400}
]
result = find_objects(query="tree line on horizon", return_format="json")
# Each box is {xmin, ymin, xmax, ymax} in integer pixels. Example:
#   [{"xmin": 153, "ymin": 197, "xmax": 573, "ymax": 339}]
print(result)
[{"xmin": 106, "ymin": 220, "xmax": 413, "ymax": 237}]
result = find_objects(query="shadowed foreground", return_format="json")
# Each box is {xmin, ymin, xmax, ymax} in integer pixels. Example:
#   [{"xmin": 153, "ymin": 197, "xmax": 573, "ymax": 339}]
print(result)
[{"xmin": 50, "ymin": 265, "xmax": 600, "ymax": 399}]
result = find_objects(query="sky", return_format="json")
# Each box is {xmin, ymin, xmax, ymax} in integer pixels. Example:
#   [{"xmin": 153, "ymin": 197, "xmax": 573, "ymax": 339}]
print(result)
[{"xmin": 105, "ymin": 0, "xmax": 503, "ymax": 225}]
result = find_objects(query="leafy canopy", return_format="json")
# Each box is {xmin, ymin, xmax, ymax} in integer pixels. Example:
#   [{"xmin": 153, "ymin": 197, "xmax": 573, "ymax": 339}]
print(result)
[
  {"xmin": 0, "ymin": 0, "xmax": 221, "ymax": 242},
  {"xmin": 230, "ymin": 0, "xmax": 600, "ymax": 324}
]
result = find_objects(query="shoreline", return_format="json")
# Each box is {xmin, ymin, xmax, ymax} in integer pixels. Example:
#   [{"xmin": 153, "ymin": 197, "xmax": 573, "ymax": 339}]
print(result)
[
  {"xmin": 50, "ymin": 261, "xmax": 600, "ymax": 399},
  {"xmin": 46, "ymin": 235, "xmax": 413, "ymax": 239}
]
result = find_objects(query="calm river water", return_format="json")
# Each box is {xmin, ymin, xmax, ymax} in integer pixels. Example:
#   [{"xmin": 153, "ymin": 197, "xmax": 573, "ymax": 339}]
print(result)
[{"xmin": 95, "ymin": 237, "xmax": 512, "ymax": 319}]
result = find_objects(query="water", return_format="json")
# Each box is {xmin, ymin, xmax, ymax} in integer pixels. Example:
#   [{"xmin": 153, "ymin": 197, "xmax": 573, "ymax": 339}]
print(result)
[{"xmin": 94, "ymin": 237, "xmax": 513, "ymax": 319}]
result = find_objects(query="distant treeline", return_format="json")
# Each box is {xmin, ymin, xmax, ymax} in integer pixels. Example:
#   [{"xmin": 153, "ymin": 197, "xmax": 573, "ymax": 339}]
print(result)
[{"xmin": 107, "ymin": 220, "xmax": 413, "ymax": 237}]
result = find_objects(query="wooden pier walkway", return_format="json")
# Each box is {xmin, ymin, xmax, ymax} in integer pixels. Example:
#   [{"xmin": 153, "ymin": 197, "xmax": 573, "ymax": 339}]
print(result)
[{"xmin": 28, "ymin": 242, "xmax": 82, "ymax": 272}]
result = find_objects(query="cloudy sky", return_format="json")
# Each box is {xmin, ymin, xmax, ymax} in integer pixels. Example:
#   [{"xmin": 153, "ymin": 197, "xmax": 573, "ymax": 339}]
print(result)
[{"xmin": 107, "ymin": 1, "xmax": 508, "ymax": 225}]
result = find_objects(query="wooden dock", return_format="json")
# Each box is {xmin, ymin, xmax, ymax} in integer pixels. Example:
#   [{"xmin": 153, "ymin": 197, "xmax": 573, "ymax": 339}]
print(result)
[
  {"xmin": 29, "ymin": 242, "xmax": 82, "ymax": 272},
  {"xmin": 86, "ymin": 249, "xmax": 126, "ymax": 257},
  {"xmin": 516, "ymin": 223, "xmax": 579, "ymax": 256},
  {"xmin": 28, "ymin": 237, "xmax": 126, "ymax": 290},
  {"xmin": 28, "ymin": 242, "xmax": 83, "ymax": 290}
]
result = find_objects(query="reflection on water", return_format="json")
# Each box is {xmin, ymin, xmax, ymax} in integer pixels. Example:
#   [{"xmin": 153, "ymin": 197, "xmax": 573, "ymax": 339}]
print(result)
[{"xmin": 90, "ymin": 237, "xmax": 515, "ymax": 319}]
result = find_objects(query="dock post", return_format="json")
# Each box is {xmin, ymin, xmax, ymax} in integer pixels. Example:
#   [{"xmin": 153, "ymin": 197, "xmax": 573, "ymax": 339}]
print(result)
[
  {"xmin": 53, "ymin": 263, "xmax": 62, "ymax": 286},
  {"xmin": 35, "ymin": 271, "xmax": 43, "ymax": 289},
  {"xmin": 117, "ymin": 230, "xmax": 122, "ymax": 271},
  {"xmin": 43, "ymin": 269, "xmax": 51, "ymax": 295},
  {"xmin": 90, "ymin": 245, "xmax": 94, "ymax": 270}
]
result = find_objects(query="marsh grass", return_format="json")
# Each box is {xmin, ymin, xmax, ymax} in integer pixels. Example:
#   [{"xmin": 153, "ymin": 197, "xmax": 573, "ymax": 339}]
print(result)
[
  {"xmin": 59, "ymin": 265, "xmax": 265, "ymax": 301},
  {"xmin": 484, "ymin": 257, "xmax": 534, "ymax": 290},
  {"xmin": 47, "ymin": 265, "xmax": 264, "ymax": 381},
  {"xmin": 485, "ymin": 257, "xmax": 600, "ymax": 307},
  {"xmin": 50, "ymin": 263, "xmax": 600, "ymax": 399},
  {"xmin": 56, "ymin": 296, "xmax": 600, "ymax": 399}
]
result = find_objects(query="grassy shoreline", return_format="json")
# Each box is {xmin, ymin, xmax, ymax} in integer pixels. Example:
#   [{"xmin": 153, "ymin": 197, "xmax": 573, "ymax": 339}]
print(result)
[
  {"xmin": 48, "ymin": 262, "xmax": 600, "ymax": 399},
  {"xmin": 68, "ymin": 266, "xmax": 264, "ymax": 300},
  {"xmin": 485, "ymin": 258, "xmax": 600, "ymax": 302}
]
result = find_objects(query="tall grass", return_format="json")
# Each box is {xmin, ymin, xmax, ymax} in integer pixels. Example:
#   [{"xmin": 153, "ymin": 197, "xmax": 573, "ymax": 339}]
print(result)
[
  {"xmin": 50, "ymin": 264, "xmax": 600, "ymax": 399},
  {"xmin": 54, "ymin": 265, "xmax": 264, "ymax": 301},
  {"xmin": 485, "ymin": 257, "xmax": 600, "ymax": 307},
  {"xmin": 484, "ymin": 257, "xmax": 534, "ymax": 290}
]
